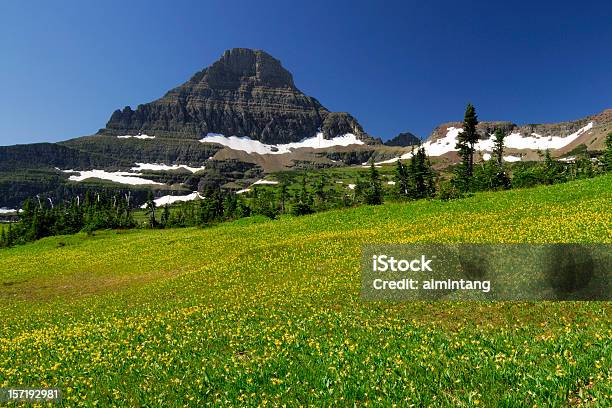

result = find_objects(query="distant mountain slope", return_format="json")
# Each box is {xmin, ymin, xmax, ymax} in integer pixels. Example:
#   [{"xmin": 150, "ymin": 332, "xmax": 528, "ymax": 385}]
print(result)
[
  {"xmin": 384, "ymin": 132, "xmax": 420, "ymax": 147},
  {"xmin": 101, "ymin": 48, "xmax": 373, "ymax": 144},
  {"xmin": 0, "ymin": 143, "xmax": 123, "ymax": 171},
  {"xmin": 425, "ymin": 109, "xmax": 611, "ymax": 154}
]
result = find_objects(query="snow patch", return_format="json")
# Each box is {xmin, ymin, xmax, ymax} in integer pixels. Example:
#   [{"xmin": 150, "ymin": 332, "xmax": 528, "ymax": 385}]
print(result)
[
  {"xmin": 131, "ymin": 163, "xmax": 206, "ymax": 173},
  {"xmin": 387, "ymin": 181, "xmax": 396, "ymax": 185},
  {"xmin": 252, "ymin": 179, "xmax": 279, "ymax": 185},
  {"xmin": 0, "ymin": 208, "xmax": 19, "ymax": 214},
  {"xmin": 504, "ymin": 122, "xmax": 593, "ymax": 150},
  {"xmin": 200, "ymin": 132, "xmax": 364, "ymax": 155},
  {"xmin": 236, "ymin": 188, "xmax": 251, "ymax": 194},
  {"xmin": 372, "ymin": 157, "xmax": 401, "ymax": 165},
  {"xmin": 117, "ymin": 134, "xmax": 155, "ymax": 140},
  {"xmin": 64, "ymin": 169, "xmax": 163, "ymax": 186},
  {"xmin": 347, "ymin": 184, "xmax": 356, "ymax": 190},
  {"xmin": 140, "ymin": 192, "xmax": 203, "ymax": 208},
  {"xmin": 503, "ymin": 155, "xmax": 522, "ymax": 162}
]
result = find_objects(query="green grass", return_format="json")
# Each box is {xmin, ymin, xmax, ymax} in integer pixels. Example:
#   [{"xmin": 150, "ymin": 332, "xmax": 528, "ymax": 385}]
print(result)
[{"xmin": 0, "ymin": 176, "xmax": 610, "ymax": 406}]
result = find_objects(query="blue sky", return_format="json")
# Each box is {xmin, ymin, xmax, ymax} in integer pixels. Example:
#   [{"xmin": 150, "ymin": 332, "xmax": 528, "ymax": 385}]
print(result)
[{"xmin": 1, "ymin": 0, "xmax": 611, "ymax": 145}]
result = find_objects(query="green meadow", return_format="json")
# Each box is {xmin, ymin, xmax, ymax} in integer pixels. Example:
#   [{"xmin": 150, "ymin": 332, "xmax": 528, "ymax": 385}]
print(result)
[{"xmin": 0, "ymin": 175, "xmax": 610, "ymax": 406}]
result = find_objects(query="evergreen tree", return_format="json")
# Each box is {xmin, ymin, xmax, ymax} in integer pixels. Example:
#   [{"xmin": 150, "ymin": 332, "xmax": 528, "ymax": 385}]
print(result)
[
  {"xmin": 161, "ymin": 205, "xmax": 170, "ymax": 228},
  {"xmin": 406, "ymin": 147, "xmax": 437, "ymax": 198},
  {"xmin": 223, "ymin": 193, "xmax": 238, "ymax": 219},
  {"xmin": 364, "ymin": 160, "xmax": 383, "ymax": 205},
  {"xmin": 455, "ymin": 103, "xmax": 479, "ymax": 191},
  {"xmin": 291, "ymin": 175, "xmax": 314, "ymax": 216},
  {"xmin": 493, "ymin": 128, "xmax": 505, "ymax": 168},
  {"xmin": 236, "ymin": 197, "xmax": 251, "ymax": 218},
  {"xmin": 314, "ymin": 177, "xmax": 326, "ymax": 207},
  {"xmin": 253, "ymin": 189, "xmax": 279, "ymax": 219},
  {"xmin": 279, "ymin": 182, "xmax": 289, "ymax": 213},
  {"xmin": 490, "ymin": 128, "xmax": 511, "ymax": 189},
  {"xmin": 543, "ymin": 150, "xmax": 564, "ymax": 184},
  {"xmin": 394, "ymin": 159, "xmax": 409, "ymax": 197},
  {"xmin": 0, "ymin": 227, "xmax": 6, "ymax": 248},
  {"xmin": 602, "ymin": 132, "xmax": 612, "ymax": 172},
  {"xmin": 198, "ymin": 196, "xmax": 217, "ymax": 225},
  {"xmin": 145, "ymin": 191, "xmax": 157, "ymax": 228},
  {"xmin": 7, "ymin": 223, "xmax": 15, "ymax": 247}
]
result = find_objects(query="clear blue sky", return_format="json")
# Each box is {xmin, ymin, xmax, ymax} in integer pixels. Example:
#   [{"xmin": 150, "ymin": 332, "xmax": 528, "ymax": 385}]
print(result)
[{"xmin": 1, "ymin": 0, "xmax": 611, "ymax": 146}]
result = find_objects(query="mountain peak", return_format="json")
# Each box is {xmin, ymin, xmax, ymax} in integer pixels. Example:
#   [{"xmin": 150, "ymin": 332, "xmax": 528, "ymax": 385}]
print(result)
[
  {"xmin": 384, "ymin": 132, "xmax": 420, "ymax": 147},
  {"xmin": 101, "ymin": 49, "xmax": 372, "ymax": 144},
  {"xmin": 195, "ymin": 48, "xmax": 295, "ymax": 89}
]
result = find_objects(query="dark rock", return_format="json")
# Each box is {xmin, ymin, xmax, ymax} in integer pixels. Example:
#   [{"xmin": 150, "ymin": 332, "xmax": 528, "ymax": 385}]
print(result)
[
  {"xmin": 103, "ymin": 48, "xmax": 375, "ymax": 144},
  {"xmin": 384, "ymin": 132, "xmax": 421, "ymax": 147}
]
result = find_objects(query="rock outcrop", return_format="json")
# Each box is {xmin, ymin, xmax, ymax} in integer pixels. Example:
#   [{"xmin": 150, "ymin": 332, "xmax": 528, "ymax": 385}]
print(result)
[
  {"xmin": 384, "ymin": 132, "xmax": 421, "ymax": 147},
  {"xmin": 102, "ymin": 48, "xmax": 374, "ymax": 144}
]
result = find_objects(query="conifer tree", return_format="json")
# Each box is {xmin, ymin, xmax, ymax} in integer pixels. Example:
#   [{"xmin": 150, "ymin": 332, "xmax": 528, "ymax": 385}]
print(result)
[
  {"xmin": 314, "ymin": 177, "xmax": 327, "ymax": 210},
  {"xmin": 491, "ymin": 128, "xmax": 511, "ymax": 189},
  {"xmin": 394, "ymin": 159, "xmax": 409, "ymax": 197},
  {"xmin": 1, "ymin": 227, "xmax": 6, "ymax": 248},
  {"xmin": 145, "ymin": 191, "xmax": 157, "ymax": 228},
  {"xmin": 455, "ymin": 103, "xmax": 479, "ymax": 191},
  {"xmin": 161, "ymin": 205, "xmax": 170, "ymax": 228},
  {"xmin": 364, "ymin": 160, "xmax": 383, "ymax": 205},
  {"xmin": 493, "ymin": 128, "xmax": 505, "ymax": 168},
  {"xmin": 279, "ymin": 182, "xmax": 288, "ymax": 213},
  {"xmin": 406, "ymin": 147, "xmax": 436, "ymax": 198},
  {"xmin": 7, "ymin": 223, "xmax": 15, "ymax": 246},
  {"xmin": 603, "ymin": 132, "xmax": 612, "ymax": 172},
  {"xmin": 291, "ymin": 175, "xmax": 314, "ymax": 216}
]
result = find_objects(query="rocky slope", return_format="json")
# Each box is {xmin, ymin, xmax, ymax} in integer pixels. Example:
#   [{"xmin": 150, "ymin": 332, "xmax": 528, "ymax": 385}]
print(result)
[
  {"xmin": 426, "ymin": 109, "xmax": 611, "ymax": 154},
  {"xmin": 384, "ymin": 132, "xmax": 421, "ymax": 147},
  {"xmin": 101, "ymin": 48, "xmax": 373, "ymax": 144}
]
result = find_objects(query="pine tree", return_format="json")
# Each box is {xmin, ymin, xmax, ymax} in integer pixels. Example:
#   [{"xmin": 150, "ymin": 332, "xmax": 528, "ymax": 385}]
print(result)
[
  {"xmin": 394, "ymin": 159, "xmax": 409, "ymax": 197},
  {"xmin": 161, "ymin": 205, "xmax": 170, "ymax": 228},
  {"xmin": 279, "ymin": 182, "xmax": 288, "ymax": 213},
  {"xmin": 493, "ymin": 128, "xmax": 505, "ymax": 168},
  {"xmin": 364, "ymin": 160, "xmax": 383, "ymax": 205},
  {"xmin": 543, "ymin": 150, "xmax": 564, "ymax": 184},
  {"xmin": 405, "ymin": 147, "xmax": 436, "ymax": 199},
  {"xmin": 455, "ymin": 103, "xmax": 479, "ymax": 191},
  {"xmin": 1, "ymin": 226, "xmax": 7, "ymax": 248},
  {"xmin": 314, "ymin": 178, "xmax": 326, "ymax": 209},
  {"xmin": 423, "ymin": 152, "xmax": 437, "ymax": 197},
  {"xmin": 145, "ymin": 191, "xmax": 157, "ymax": 228},
  {"xmin": 291, "ymin": 175, "xmax": 314, "ymax": 216},
  {"xmin": 7, "ymin": 223, "xmax": 15, "ymax": 246},
  {"xmin": 491, "ymin": 128, "xmax": 511, "ymax": 189},
  {"xmin": 602, "ymin": 132, "xmax": 612, "ymax": 172},
  {"xmin": 223, "ymin": 193, "xmax": 238, "ymax": 219}
]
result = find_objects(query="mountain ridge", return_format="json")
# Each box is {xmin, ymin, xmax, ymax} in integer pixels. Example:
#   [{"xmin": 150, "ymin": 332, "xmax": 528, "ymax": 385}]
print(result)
[{"xmin": 425, "ymin": 109, "xmax": 611, "ymax": 153}]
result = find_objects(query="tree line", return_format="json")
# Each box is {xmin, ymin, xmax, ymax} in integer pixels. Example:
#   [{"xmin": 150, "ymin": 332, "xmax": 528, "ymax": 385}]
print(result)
[{"xmin": 1, "ymin": 191, "xmax": 136, "ymax": 248}]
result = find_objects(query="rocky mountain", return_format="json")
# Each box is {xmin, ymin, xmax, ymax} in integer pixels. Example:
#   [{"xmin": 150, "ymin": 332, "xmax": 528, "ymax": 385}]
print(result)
[
  {"xmin": 384, "ymin": 132, "xmax": 421, "ymax": 147},
  {"xmin": 420, "ymin": 109, "xmax": 612, "ymax": 162},
  {"xmin": 426, "ymin": 110, "xmax": 611, "ymax": 152},
  {"xmin": 101, "ymin": 48, "xmax": 373, "ymax": 144}
]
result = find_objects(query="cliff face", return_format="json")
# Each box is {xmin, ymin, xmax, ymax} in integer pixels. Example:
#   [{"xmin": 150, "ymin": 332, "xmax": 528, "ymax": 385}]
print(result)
[{"xmin": 102, "ymin": 48, "xmax": 371, "ymax": 144}]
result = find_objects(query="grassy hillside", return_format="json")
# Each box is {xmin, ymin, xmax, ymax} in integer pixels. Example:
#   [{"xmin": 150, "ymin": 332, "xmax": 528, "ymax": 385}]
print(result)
[{"xmin": 0, "ymin": 175, "xmax": 610, "ymax": 406}]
